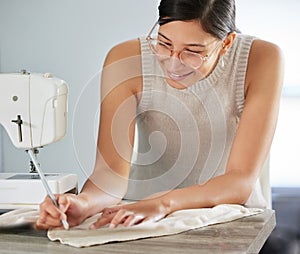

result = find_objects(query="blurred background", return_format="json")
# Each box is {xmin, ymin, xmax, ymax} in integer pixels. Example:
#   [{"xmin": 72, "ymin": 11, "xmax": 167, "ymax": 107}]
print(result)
[
  {"xmin": 0, "ymin": 0, "xmax": 160, "ymax": 186},
  {"xmin": 236, "ymin": 1, "xmax": 300, "ymax": 253},
  {"xmin": 0, "ymin": 1, "xmax": 299, "ymax": 252}
]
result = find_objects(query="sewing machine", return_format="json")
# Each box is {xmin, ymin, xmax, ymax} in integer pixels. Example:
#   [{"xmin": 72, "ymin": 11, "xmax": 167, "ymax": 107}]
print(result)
[{"xmin": 0, "ymin": 71, "xmax": 77, "ymax": 209}]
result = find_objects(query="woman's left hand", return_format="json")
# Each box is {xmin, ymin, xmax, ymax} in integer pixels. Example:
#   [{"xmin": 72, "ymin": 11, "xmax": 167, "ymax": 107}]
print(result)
[{"xmin": 90, "ymin": 198, "xmax": 169, "ymax": 229}]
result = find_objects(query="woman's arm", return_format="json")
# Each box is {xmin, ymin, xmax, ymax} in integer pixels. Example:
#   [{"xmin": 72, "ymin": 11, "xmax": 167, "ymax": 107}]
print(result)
[
  {"xmin": 76, "ymin": 39, "xmax": 143, "ymax": 214},
  {"xmin": 36, "ymin": 39, "xmax": 142, "ymax": 229},
  {"xmin": 92, "ymin": 39, "xmax": 284, "ymax": 228}
]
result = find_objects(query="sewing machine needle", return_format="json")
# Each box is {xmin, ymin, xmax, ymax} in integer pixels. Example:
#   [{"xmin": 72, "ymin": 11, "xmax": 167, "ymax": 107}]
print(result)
[{"xmin": 27, "ymin": 149, "xmax": 69, "ymax": 230}]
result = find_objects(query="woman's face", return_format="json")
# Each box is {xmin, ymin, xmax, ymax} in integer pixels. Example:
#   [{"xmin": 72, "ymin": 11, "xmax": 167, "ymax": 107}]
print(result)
[{"xmin": 156, "ymin": 20, "xmax": 222, "ymax": 89}]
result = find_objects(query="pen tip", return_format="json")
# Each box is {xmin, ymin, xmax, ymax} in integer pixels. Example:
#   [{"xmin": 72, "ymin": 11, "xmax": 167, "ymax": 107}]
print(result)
[{"xmin": 62, "ymin": 220, "xmax": 69, "ymax": 230}]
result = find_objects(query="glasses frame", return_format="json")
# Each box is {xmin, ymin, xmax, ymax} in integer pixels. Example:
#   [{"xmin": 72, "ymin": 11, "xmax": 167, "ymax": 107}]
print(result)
[{"xmin": 146, "ymin": 21, "xmax": 222, "ymax": 69}]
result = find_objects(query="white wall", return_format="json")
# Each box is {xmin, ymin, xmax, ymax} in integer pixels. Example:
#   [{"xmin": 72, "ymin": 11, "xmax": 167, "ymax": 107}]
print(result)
[{"xmin": 0, "ymin": 0, "xmax": 159, "ymax": 188}]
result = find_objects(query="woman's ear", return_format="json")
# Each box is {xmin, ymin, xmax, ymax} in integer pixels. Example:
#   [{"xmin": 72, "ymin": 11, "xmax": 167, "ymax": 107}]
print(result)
[{"xmin": 220, "ymin": 31, "xmax": 237, "ymax": 56}]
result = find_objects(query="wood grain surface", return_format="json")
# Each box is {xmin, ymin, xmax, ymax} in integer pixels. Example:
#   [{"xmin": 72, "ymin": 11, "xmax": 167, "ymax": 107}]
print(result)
[{"xmin": 0, "ymin": 209, "xmax": 275, "ymax": 254}]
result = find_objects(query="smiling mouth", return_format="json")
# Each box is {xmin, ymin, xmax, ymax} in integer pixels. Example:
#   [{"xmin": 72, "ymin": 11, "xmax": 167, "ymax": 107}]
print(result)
[{"xmin": 167, "ymin": 71, "xmax": 194, "ymax": 81}]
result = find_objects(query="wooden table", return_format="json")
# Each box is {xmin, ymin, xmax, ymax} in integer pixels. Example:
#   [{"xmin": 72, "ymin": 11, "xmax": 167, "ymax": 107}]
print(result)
[{"xmin": 0, "ymin": 209, "xmax": 275, "ymax": 254}]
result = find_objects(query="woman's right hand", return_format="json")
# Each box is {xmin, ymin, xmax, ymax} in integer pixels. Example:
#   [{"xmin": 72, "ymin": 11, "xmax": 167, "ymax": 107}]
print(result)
[{"xmin": 36, "ymin": 193, "xmax": 88, "ymax": 230}]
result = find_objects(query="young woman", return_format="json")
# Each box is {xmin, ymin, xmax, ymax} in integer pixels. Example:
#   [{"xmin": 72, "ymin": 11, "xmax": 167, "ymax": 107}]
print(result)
[{"xmin": 36, "ymin": 0, "xmax": 284, "ymax": 229}]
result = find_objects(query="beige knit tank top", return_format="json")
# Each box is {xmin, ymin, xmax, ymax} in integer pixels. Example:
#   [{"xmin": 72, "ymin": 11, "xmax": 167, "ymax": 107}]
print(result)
[{"xmin": 125, "ymin": 34, "xmax": 266, "ymax": 208}]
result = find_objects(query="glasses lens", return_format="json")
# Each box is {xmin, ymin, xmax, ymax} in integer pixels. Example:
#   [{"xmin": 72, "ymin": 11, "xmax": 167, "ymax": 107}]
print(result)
[
  {"xmin": 149, "ymin": 39, "xmax": 171, "ymax": 57},
  {"xmin": 180, "ymin": 51, "xmax": 204, "ymax": 69}
]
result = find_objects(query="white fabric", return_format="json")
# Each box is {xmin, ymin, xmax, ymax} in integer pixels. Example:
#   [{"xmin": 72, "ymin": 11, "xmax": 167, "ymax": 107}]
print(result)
[
  {"xmin": 0, "ymin": 208, "xmax": 39, "ymax": 228},
  {"xmin": 47, "ymin": 204, "xmax": 262, "ymax": 248},
  {"xmin": 0, "ymin": 205, "xmax": 262, "ymax": 248}
]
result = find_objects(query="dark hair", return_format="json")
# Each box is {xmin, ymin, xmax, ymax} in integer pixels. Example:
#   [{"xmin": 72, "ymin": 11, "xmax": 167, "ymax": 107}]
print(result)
[{"xmin": 158, "ymin": 0, "xmax": 238, "ymax": 40}]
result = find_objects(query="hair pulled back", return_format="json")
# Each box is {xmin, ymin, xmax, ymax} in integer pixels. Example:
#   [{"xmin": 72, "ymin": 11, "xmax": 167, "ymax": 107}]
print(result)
[{"xmin": 158, "ymin": 0, "xmax": 238, "ymax": 40}]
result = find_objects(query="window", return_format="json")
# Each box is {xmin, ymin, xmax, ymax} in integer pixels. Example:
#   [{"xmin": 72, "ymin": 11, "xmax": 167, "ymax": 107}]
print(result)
[
  {"xmin": 236, "ymin": 0, "xmax": 300, "ymax": 89},
  {"xmin": 236, "ymin": 1, "xmax": 300, "ymax": 187}
]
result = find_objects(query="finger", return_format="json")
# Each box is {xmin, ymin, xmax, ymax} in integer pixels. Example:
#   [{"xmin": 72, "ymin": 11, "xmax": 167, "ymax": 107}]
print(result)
[
  {"xmin": 122, "ymin": 214, "xmax": 135, "ymax": 227},
  {"xmin": 89, "ymin": 206, "xmax": 121, "ymax": 229},
  {"xmin": 40, "ymin": 206, "xmax": 67, "ymax": 225},
  {"xmin": 57, "ymin": 195, "xmax": 71, "ymax": 213},
  {"xmin": 139, "ymin": 216, "xmax": 155, "ymax": 226},
  {"xmin": 124, "ymin": 214, "xmax": 145, "ymax": 227},
  {"xmin": 39, "ymin": 195, "xmax": 68, "ymax": 225},
  {"xmin": 35, "ymin": 220, "xmax": 50, "ymax": 230},
  {"xmin": 102, "ymin": 207, "xmax": 121, "ymax": 216},
  {"xmin": 89, "ymin": 213, "xmax": 115, "ymax": 229},
  {"xmin": 39, "ymin": 211, "xmax": 67, "ymax": 228},
  {"xmin": 39, "ymin": 203, "xmax": 60, "ymax": 224},
  {"xmin": 40, "ymin": 205, "xmax": 65, "ymax": 222},
  {"xmin": 36, "ymin": 216, "xmax": 61, "ymax": 230},
  {"xmin": 35, "ymin": 219, "xmax": 64, "ymax": 230},
  {"xmin": 42, "ymin": 196, "xmax": 62, "ymax": 215},
  {"xmin": 110, "ymin": 209, "xmax": 132, "ymax": 228}
]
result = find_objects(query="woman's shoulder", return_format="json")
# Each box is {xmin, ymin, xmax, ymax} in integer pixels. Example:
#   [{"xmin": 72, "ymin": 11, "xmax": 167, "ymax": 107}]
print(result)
[
  {"xmin": 103, "ymin": 39, "xmax": 141, "ymax": 67},
  {"xmin": 245, "ymin": 37, "xmax": 284, "ymax": 94},
  {"xmin": 247, "ymin": 38, "xmax": 284, "ymax": 77},
  {"xmin": 235, "ymin": 34, "xmax": 282, "ymax": 57},
  {"xmin": 102, "ymin": 39, "xmax": 143, "ymax": 95},
  {"xmin": 251, "ymin": 38, "xmax": 283, "ymax": 60}
]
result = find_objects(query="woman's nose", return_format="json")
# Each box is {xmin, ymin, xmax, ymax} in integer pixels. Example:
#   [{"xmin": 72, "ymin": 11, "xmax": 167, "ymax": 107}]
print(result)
[{"xmin": 168, "ymin": 54, "xmax": 183, "ymax": 69}]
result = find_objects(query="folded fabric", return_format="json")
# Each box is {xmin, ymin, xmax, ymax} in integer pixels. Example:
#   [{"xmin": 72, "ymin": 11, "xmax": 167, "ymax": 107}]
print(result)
[
  {"xmin": 0, "ymin": 208, "xmax": 39, "ymax": 228},
  {"xmin": 48, "ymin": 204, "xmax": 263, "ymax": 248}
]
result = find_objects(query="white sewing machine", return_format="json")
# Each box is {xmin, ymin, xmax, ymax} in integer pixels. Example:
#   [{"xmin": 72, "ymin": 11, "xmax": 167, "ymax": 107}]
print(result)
[{"xmin": 0, "ymin": 71, "xmax": 77, "ymax": 209}]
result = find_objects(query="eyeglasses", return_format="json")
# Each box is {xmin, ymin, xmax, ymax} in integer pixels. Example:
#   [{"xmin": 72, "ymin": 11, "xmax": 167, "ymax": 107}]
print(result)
[{"xmin": 146, "ymin": 22, "xmax": 221, "ymax": 69}]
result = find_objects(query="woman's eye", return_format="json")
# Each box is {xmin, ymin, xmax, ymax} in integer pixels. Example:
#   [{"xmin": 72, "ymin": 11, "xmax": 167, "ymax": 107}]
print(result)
[
  {"xmin": 185, "ymin": 49, "xmax": 203, "ymax": 54},
  {"xmin": 157, "ymin": 42, "xmax": 172, "ymax": 50},
  {"xmin": 159, "ymin": 41, "xmax": 171, "ymax": 47}
]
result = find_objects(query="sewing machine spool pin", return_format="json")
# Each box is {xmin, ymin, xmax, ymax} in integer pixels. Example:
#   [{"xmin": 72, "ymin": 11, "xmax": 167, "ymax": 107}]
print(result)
[{"xmin": 11, "ymin": 115, "xmax": 23, "ymax": 142}]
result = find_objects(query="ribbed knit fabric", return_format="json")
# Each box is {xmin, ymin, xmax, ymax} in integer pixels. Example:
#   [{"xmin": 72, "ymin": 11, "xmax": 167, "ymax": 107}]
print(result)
[{"xmin": 125, "ymin": 34, "xmax": 266, "ymax": 208}]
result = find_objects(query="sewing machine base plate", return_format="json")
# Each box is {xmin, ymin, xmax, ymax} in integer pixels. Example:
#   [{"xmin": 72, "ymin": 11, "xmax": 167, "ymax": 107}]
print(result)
[{"xmin": 0, "ymin": 173, "xmax": 78, "ymax": 209}]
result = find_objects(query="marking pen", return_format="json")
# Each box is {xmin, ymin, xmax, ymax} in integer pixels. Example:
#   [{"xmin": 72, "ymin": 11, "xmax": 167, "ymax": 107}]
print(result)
[{"xmin": 27, "ymin": 149, "xmax": 69, "ymax": 230}]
